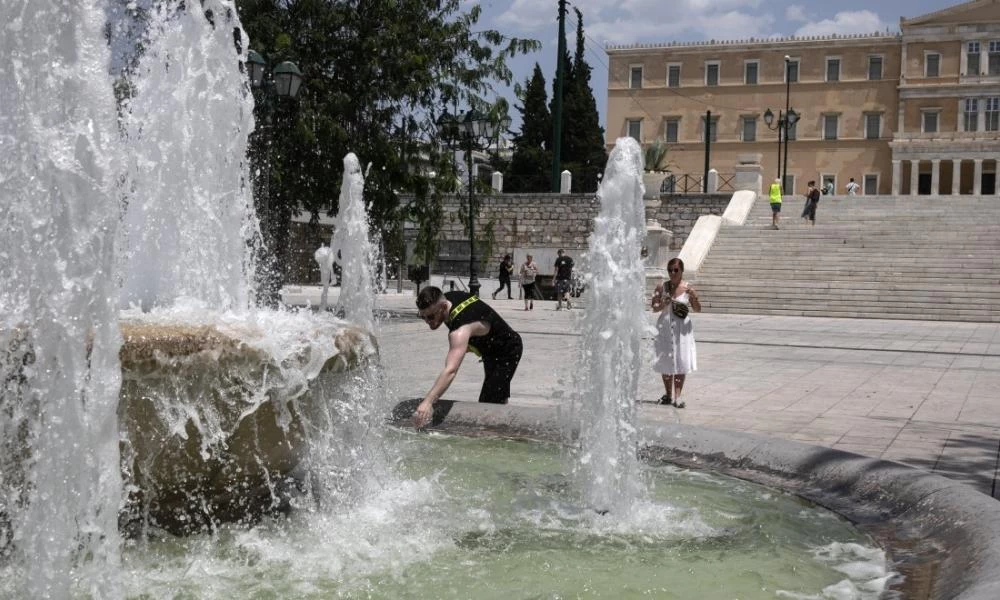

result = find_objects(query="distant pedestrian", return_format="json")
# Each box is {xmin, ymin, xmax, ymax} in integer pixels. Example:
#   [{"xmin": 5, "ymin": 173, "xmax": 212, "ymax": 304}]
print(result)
[
  {"xmin": 768, "ymin": 178, "xmax": 782, "ymax": 229},
  {"xmin": 822, "ymin": 180, "xmax": 834, "ymax": 196},
  {"xmin": 553, "ymin": 249, "xmax": 575, "ymax": 310},
  {"xmin": 519, "ymin": 254, "xmax": 538, "ymax": 311},
  {"xmin": 845, "ymin": 178, "xmax": 860, "ymax": 195},
  {"xmin": 650, "ymin": 258, "xmax": 700, "ymax": 408},
  {"xmin": 492, "ymin": 254, "xmax": 514, "ymax": 300},
  {"xmin": 802, "ymin": 180, "xmax": 820, "ymax": 226}
]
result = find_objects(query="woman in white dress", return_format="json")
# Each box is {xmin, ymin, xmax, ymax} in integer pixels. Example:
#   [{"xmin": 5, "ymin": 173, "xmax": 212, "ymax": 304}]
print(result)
[{"xmin": 651, "ymin": 258, "xmax": 701, "ymax": 408}]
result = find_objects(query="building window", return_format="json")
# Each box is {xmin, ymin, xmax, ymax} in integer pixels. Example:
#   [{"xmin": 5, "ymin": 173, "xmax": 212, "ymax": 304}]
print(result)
[
  {"xmin": 865, "ymin": 113, "xmax": 881, "ymax": 139},
  {"xmin": 925, "ymin": 53, "xmax": 940, "ymax": 78},
  {"xmin": 629, "ymin": 66, "xmax": 643, "ymax": 89},
  {"xmin": 823, "ymin": 114, "xmax": 839, "ymax": 140},
  {"xmin": 968, "ymin": 41, "xmax": 981, "ymax": 75},
  {"xmin": 705, "ymin": 61, "xmax": 720, "ymax": 86},
  {"xmin": 965, "ymin": 98, "xmax": 980, "ymax": 131},
  {"xmin": 922, "ymin": 110, "xmax": 939, "ymax": 133},
  {"xmin": 864, "ymin": 174, "xmax": 879, "ymax": 195},
  {"xmin": 702, "ymin": 115, "xmax": 718, "ymax": 142},
  {"xmin": 868, "ymin": 55, "xmax": 883, "ymax": 80},
  {"xmin": 826, "ymin": 58, "xmax": 840, "ymax": 82},
  {"xmin": 987, "ymin": 97, "xmax": 1000, "ymax": 131},
  {"xmin": 786, "ymin": 120, "xmax": 797, "ymax": 141},
  {"xmin": 785, "ymin": 59, "xmax": 799, "ymax": 83},
  {"xmin": 627, "ymin": 119, "xmax": 641, "ymax": 141},
  {"xmin": 782, "ymin": 174, "xmax": 795, "ymax": 195},
  {"xmin": 664, "ymin": 118, "xmax": 679, "ymax": 143},
  {"xmin": 742, "ymin": 117, "xmax": 757, "ymax": 142},
  {"xmin": 990, "ymin": 41, "xmax": 1000, "ymax": 75},
  {"xmin": 744, "ymin": 61, "xmax": 758, "ymax": 85},
  {"xmin": 667, "ymin": 64, "xmax": 681, "ymax": 88}
]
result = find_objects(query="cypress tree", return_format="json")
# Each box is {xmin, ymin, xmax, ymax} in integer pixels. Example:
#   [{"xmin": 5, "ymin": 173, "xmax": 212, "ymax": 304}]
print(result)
[
  {"xmin": 507, "ymin": 64, "xmax": 552, "ymax": 192},
  {"xmin": 561, "ymin": 8, "xmax": 606, "ymax": 193}
]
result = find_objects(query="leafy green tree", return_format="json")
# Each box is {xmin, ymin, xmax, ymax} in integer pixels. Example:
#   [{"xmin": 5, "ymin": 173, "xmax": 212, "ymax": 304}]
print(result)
[
  {"xmin": 506, "ymin": 63, "xmax": 552, "ymax": 193},
  {"xmin": 236, "ymin": 0, "xmax": 539, "ymax": 302}
]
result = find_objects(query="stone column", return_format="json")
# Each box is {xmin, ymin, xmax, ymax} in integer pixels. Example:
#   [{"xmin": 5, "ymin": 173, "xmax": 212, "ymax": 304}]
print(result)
[
  {"xmin": 981, "ymin": 46, "xmax": 988, "ymax": 76},
  {"xmin": 952, "ymin": 159, "xmax": 962, "ymax": 195},
  {"xmin": 560, "ymin": 170, "xmax": 572, "ymax": 194},
  {"xmin": 891, "ymin": 160, "xmax": 901, "ymax": 195},
  {"xmin": 979, "ymin": 107, "xmax": 986, "ymax": 133},
  {"xmin": 910, "ymin": 159, "xmax": 920, "ymax": 195},
  {"xmin": 930, "ymin": 159, "xmax": 941, "ymax": 196},
  {"xmin": 491, "ymin": 171, "xmax": 503, "ymax": 193},
  {"xmin": 973, "ymin": 159, "xmax": 983, "ymax": 195}
]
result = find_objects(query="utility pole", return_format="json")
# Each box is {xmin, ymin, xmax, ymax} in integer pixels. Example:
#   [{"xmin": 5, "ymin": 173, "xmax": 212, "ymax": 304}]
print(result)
[
  {"xmin": 550, "ymin": 0, "xmax": 567, "ymax": 192},
  {"xmin": 703, "ymin": 110, "xmax": 711, "ymax": 192}
]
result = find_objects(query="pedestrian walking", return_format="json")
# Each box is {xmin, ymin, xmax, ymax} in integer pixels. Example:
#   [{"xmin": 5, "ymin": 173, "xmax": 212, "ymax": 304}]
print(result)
[
  {"xmin": 845, "ymin": 178, "xmax": 860, "ymax": 195},
  {"xmin": 519, "ymin": 255, "xmax": 538, "ymax": 311},
  {"xmin": 802, "ymin": 180, "xmax": 820, "ymax": 226},
  {"xmin": 553, "ymin": 249, "xmax": 574, "ymax": 310},
  {"xmin": 768, "ymin": 178, "xmax": 782, "ymax": 229},
  {"xmin": 492, "ymin": 254, "xmax": 514, "ymax": 300}
]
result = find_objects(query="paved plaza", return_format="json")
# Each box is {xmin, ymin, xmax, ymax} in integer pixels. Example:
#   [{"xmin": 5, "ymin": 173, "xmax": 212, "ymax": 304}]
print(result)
[{"xmin": 365, "ymin": 288, "xmax": 1000, "ymax": 499}]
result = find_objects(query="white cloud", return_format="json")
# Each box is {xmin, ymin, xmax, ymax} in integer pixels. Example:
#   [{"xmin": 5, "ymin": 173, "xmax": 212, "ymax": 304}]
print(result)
[
  {"xmin": 785, "ymin": 4, "xmax": 807, "ymax": 22},
  {"xmin": 793, "ymin": 10, "xmax": 889, "ymax": 37}
]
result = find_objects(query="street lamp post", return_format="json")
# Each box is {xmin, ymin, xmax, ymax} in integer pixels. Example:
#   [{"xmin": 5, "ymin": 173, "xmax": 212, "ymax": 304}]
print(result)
[
  {"xmin": 763, "ymin": 106, "xmax": 799, "ymax": 193},
  {"xmin": 246, "ymin": 50, "xmax": 303, "ymax": 305},
  {"xmin": 437, "ymin": 109, "xmax": 508, "ymax": 297},
  {"xmin": 781, "ymin": 55, "xmax": 797, "ymax": 192}
]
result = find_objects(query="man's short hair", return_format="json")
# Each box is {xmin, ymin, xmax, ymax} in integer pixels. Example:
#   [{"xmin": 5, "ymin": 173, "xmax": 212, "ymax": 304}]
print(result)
[
  {"xmin": 416, "ymin": 286, "xmax": 443, "ymax": 310},
  {"xmin": 557, "ymin": 249, "xmax": 564, "ymax": 255}
]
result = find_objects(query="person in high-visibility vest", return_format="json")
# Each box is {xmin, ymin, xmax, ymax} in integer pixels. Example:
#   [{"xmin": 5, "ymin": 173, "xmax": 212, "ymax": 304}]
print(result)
[
  {"xmin": 768, "ymin": 178, "xmax": 783, "ymax": 230},
  {"xmin": 413, "ymin": 287, "xmax": 523, "ymax": 428}
]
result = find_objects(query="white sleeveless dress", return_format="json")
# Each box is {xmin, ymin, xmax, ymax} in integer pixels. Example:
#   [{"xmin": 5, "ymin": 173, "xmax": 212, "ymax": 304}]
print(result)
[{"xmin": 653, "ymin": 291, "xmax": 697, "ymax": 375}]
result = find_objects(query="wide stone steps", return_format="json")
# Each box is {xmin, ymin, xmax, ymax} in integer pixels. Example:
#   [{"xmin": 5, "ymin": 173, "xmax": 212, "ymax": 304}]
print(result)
[{"xmin": 693, "ymin": 195, "xmax": 1000, "ymax": 322}]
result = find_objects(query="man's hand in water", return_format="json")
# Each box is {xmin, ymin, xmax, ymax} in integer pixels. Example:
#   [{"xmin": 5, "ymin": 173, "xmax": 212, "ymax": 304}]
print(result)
[{"xmin": 413, "ymin": 398, "xmax": 434, "ymax": 429}]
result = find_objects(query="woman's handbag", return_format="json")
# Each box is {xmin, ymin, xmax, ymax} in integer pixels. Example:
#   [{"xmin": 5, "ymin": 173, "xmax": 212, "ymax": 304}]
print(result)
[{"xmin": 671, "ymin": 301, "xmax": 689, "ymax": 320}]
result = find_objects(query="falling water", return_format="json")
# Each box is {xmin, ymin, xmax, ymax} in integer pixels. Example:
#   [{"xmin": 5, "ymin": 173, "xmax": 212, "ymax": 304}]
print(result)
[
  {"xmin": 330, "ymin": 153, "xmax": 377, "ymax": 333},
  {"xmin": 118, "ymin": 1, "xmax": 258, "ymax": 312},
  {"xmin": 0, "ymin": 1, "xmax": 124, "ymax": 597},
  {"xmin": 573, "ymin": 137, "xmax": 648, "ymax": 514}
]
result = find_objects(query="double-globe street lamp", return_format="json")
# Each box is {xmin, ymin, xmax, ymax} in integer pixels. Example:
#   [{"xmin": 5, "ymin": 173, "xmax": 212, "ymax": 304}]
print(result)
[
  {"xmin": 763, "ymin": 55, "xmax": 800, "ymax": 193},
  {"xmin": 436, "ymin": 109, "xmax": 511, "ymax": 297},
  {"xmin": 763, "ymin": 107, "xmax": 800, "ymax": 186},
  {"xmin": 246, "ymin": 50, "xmax": 303, "ymax": 304}
]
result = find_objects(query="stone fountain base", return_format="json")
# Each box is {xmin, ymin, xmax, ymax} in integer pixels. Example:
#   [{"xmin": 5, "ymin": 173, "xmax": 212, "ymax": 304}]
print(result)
[{"xmin": 2, "ymin": 316, "xmax": 378, "ymax": 538}]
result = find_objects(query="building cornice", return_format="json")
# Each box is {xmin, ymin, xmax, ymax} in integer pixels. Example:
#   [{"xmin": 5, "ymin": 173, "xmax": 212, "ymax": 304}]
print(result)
[
  {"xmin": 899, "ymin": 82, "xmax": 1000, "ymax": 98},
  {"xmin": 606, "ymin": 33, "xmax": 900, "ymax": 55}
]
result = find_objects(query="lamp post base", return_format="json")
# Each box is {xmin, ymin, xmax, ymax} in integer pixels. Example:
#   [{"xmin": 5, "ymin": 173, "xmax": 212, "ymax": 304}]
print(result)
[{"xmin": 469, "ymin": 274, "xmax": 481, "ymax": 298}]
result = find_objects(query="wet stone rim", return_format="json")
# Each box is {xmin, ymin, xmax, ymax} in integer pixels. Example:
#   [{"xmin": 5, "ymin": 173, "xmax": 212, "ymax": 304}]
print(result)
[{"xmin": 390, "ymin": 399, "xmax": 1000, "ymax": 600}]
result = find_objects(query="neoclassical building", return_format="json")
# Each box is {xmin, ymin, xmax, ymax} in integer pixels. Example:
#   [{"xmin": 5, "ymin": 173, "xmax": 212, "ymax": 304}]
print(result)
[{"xmin": 605, "ymin": 0, "xmax": 1000, "ymax": 196}]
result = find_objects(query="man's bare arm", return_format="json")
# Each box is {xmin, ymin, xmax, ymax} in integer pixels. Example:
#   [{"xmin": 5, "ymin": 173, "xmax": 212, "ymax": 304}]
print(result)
[{"xmin": 413, "ymin": 326, "xmax": 472, "ymax": 427}]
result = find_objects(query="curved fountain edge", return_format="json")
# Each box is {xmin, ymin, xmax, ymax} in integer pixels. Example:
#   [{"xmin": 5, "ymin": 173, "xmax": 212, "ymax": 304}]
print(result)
[{"xmin": 391, "ymin": 400, "xmax": 1000, "ymax": 600}]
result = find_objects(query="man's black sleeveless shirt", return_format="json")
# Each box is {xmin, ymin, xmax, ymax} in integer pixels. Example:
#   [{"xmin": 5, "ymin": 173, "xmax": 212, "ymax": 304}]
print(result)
[{"xmin": 444, "ymin": 291, "xmax": 519, "ymax": 357}]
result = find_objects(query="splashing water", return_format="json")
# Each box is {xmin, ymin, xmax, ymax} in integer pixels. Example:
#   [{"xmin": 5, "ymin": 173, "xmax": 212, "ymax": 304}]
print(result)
[
  {"xmin": 572, "ymin": 137, "xmax": 648, "ymax": 514},
  {"xmin": 330, "ymin": 153, "xmax": 377, "ymax": 333},
  {"xmin": 118, "ymin": 1, "xmax": 258, "ymax": 312},
  {"xmin": 0, "ymin": 1, "xmax": 124, "ymax": 597}
]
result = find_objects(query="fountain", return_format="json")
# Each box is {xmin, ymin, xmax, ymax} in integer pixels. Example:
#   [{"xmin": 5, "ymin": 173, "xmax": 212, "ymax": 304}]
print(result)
[
  {"xmin": 572, "ymin": 137, "xmax": 647, "ymax": 514},
  {"xmin": 1, "ymin": 1, "xmax": 380, "ymax": 597}
]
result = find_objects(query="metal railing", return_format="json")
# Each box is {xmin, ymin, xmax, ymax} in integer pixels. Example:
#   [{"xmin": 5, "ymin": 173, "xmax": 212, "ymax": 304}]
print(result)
[{"xmin": 661, "ymin": 173, "xmax": 736, "ymax": 194}]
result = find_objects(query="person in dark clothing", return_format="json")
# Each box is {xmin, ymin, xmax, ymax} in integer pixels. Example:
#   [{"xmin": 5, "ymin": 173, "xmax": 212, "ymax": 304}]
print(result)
[
  {"xmin": 413, "ymin": 286, "xmax": 523, "ymax": 428},
  {"xmin": 802, "ymin": 180, "xmax": 820, "ymax": 226},
  {"xmin": 553, "ymin": 249, "xmax": 575, "ymax": 310},
  {"xmin": 492, "ymin": 254, "xmax": 514, "ymax": 300}
]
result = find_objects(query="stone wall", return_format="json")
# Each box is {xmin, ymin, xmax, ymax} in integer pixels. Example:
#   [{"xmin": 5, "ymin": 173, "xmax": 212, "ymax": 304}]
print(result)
[{"xmin": 283, "ymin": 192, "xmax": 733, "ymax": 285}]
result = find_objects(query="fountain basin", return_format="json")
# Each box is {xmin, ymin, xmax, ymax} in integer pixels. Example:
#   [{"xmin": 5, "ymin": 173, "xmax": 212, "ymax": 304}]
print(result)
[{"xmin": 391, "ymin": 400, "xmax": 1000, "ymax": 600}]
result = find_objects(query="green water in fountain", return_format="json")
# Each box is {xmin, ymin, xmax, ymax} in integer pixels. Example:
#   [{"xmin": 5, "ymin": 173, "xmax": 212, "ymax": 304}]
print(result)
[{"xmin": 96, "ymin": 434, "xmax": 890, "ymax": 599}]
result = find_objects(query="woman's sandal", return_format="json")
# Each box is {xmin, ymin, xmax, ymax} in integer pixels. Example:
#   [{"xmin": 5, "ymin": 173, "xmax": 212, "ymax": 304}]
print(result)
[
  {"xmin": 658, "ymin": 394, "xmax": 673, "ymax": 405},
  {"xmin": 674, "ymin": 401, "xmax": 686, "ymax": 409}
]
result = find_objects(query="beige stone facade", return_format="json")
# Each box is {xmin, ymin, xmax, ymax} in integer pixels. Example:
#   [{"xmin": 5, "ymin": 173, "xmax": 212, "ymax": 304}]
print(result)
[{"xmin": 606, "ymin": 0, "xmax": 1000, "ymax": 197}]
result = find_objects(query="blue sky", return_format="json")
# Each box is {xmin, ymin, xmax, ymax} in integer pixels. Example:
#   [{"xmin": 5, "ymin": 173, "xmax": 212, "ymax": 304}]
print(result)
[{"xmin": 473, "ymin": 0, "xmax": 965, "ymax": 131}]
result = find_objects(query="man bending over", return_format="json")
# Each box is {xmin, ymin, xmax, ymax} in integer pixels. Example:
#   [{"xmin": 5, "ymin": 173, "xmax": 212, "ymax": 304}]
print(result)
[{"xmin": 413, "ymin": 286, "xmax": 523, "ymax": 428}]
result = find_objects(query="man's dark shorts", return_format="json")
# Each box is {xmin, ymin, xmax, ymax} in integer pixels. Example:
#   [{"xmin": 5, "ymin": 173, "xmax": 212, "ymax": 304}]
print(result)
[
  {"xmin": 555, "ymin": 278, "xmax": 571, "ymax": 295},
  {"xmin": 479, "ymin": 334, "xmax": 523, "ymax": 404},
  {"xmin": 770, "ymin": 202, "xmax": 781, "ymax": 213}
]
